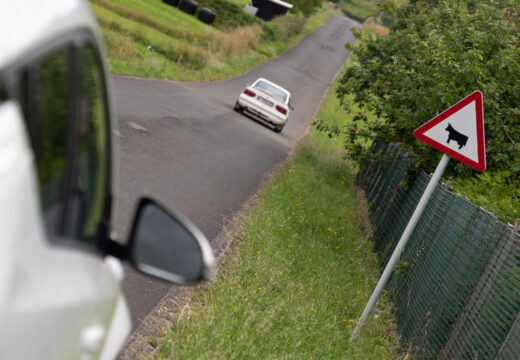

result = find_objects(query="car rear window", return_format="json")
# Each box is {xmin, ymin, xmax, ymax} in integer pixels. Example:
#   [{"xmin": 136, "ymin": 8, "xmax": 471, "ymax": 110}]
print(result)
[{"xmin": 254, "ymin": 80, "xmax": 288, "ymax": 103}]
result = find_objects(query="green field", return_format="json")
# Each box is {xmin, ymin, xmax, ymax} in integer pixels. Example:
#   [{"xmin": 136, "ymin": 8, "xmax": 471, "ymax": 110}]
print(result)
[{"xmin": 89, "ymin": 0, "xmax": 342, "ymax": 81}]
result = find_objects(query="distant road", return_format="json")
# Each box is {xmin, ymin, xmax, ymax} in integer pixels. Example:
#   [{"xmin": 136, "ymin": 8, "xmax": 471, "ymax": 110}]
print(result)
[{"xmin": 111, "ymin": 15, "xmax": 358, "ymax": 328}]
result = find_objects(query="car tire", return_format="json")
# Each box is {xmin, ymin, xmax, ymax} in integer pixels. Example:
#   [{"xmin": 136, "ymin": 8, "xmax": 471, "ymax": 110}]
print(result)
[
  {"xmin": 198, "ymin": 8, "xmax": 216, "ymax": 24},
  {"xmin": 274, "ymin": 124, "xmax": 284, "ymax": 133},
  {"xmin": 179, "ymin": 0, "xmax": 198, "ymax": 15},
  {"xmin": 234, "ymin": 101, "xmax": 242, "ymax": 112},
  {"xmin": 163, "ymin": 0, "xmax": 180, "ymax": 6}
]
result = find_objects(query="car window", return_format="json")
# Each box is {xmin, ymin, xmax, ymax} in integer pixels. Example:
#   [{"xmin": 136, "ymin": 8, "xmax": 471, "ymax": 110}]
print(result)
[
  {"xmin": 253, "ymin": 80, "xmax": 288, "ymax": 103},
  {"xmin": 31, "ymin": 47, "xmax": 70, "ymax": 235},
  {"xmin": 15, "ymin": 39, "xmax": 109, "ymax": 245},
  {"xmin": 75, "ymin": 44, "xmax": 108, "ymax": 240}
]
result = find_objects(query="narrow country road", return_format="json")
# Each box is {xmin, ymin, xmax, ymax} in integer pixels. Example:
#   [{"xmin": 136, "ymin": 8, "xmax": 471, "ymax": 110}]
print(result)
[{"xmin": 111, "ymin": 15, "xmax": 358, "ymax": 328}]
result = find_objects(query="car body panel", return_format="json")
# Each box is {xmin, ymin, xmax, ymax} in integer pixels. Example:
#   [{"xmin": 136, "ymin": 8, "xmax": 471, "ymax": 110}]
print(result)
[
  {"xmin": 0, "ymin": 1, "xmax": 215, "ymax": 359},
  {"xmin": 0, "ymin": 1, "xmax": 129, "ymax": 358},
  {"xmin": 0, "ymin": 0, "xmax": 96, "ymax": 69},
  {"xmin": 237, "ymin": 78, "xmax": 291, "ymax": 127},
  {"xmin": 0, "ymin": 101, "xmax": 128, "ymax": 360}
]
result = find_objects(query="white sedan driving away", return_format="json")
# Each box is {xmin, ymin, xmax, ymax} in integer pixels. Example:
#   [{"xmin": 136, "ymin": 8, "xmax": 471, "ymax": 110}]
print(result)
[{"xmin": 235, "ymin": 78, "xmax": 293, "ymax": 133}]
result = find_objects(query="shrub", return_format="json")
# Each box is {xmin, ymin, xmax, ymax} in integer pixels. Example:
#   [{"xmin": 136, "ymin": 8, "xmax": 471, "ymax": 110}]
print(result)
[
  {"xmin": 260, "ymin": 22, "xmax": 281, "ymax": 42},
  {"xmin": 325, "ymin": 0, "xmax": 520, "ymax": 184},
  {"xmin": 290, "ymin": 0, "xmax": 322, "ymax": 17}
]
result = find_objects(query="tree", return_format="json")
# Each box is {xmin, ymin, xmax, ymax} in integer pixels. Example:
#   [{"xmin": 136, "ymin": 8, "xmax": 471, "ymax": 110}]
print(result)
[{"xmin": 319, "ymin": 0, "xmax": 520, "ymax": 183}]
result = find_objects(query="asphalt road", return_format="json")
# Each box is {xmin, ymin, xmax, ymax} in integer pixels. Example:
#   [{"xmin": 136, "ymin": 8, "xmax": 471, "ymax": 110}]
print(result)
[{"xmin": 111, "ymin": 15, "xmax": 358, "ymax": 328}]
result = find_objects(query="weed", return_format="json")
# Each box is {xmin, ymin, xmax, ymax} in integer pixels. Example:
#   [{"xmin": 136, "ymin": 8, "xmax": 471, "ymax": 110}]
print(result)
[{"xmin": 272, "ymin": 14, "xmax": 307, "ymax": 41}]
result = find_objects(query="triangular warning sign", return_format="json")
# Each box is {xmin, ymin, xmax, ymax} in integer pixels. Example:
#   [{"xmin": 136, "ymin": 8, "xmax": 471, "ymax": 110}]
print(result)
[{"xmin": 413, "ymin": 91, "xmax": 485, "ymax": 172}]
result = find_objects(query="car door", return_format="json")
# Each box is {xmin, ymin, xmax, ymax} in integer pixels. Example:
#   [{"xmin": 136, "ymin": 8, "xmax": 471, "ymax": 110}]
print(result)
[{"xmin": 0, "ymin": 34, "xmax": 128, "ymax": 360}]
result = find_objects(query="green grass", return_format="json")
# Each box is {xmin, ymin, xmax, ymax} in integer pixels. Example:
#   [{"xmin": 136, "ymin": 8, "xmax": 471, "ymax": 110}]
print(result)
[
  {"xmin": 227, "ymin": 0, "xmax": 250, "ymax": 6},
  {"xmin": 450, "ymin": 171, "xmax": 520, "ymax": 225},
  {"xmin": 341, "ymin": 0, "xmax": 381, "ymax": 21},
  {"xmin": 89, "ymin": 0, "xmax": 342, "ymax": 81},
  {"xmin": 153, "ymin": 63, "xmax": 403, "ymax": 359}
]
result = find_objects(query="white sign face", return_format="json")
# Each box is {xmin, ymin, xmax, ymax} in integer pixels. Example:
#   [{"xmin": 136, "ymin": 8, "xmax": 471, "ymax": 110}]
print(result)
[
  {"xmin": 413, "ymin": 91, "xmax": 485, "ymax": 172},
  {"xmin": 422, "ymin": 101, "xmax": 478, "ymax": 162}
]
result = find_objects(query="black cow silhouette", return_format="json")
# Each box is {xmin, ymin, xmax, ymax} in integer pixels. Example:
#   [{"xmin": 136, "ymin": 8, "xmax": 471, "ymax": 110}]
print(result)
[{"xmin": 445, "ymin": 123, "xmax": 468, "ymax": 149}]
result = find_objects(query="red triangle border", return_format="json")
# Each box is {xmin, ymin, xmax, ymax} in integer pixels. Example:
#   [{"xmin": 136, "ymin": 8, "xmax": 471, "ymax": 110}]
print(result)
[{"xmin": 413, "ymin": 91, "xmax": 486, "ymax": 172}]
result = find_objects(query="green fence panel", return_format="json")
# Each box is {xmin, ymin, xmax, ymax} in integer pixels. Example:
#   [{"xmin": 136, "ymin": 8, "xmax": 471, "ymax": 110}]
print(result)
[
  {"xmin": 407, "ymin": 206, "xmax": 502, "ymax": 359},
  {"xmin": 394, "ymin": 190, "xmax": 477, "ymax": 344},
  {"xmin": 497, "ymin": 310, "xmax": 520, "ymax": 359},
  {"xmin": 359, "ymin": 143, "xmax": 520, "ymax": 360},
  {"xmin": 385, "ymin": 176, "xmax": 454, "ymax": 316}
]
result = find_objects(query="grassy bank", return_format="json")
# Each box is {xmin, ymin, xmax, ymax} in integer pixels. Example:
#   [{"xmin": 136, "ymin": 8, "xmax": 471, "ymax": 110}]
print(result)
[
  {"xmin": 450, "ymin": 172, "xmax": 520, "ymax": 225},
  {"xmin": 152, "ymin": 65, "xmax": 403, "ymax": 358},
  {"xmin": 341, "ymin": 0, "xmax": 380, "ymax": 21},
  {"xmin": 90, "ymin": 0, "xmax": 342, "ymax": 81}
]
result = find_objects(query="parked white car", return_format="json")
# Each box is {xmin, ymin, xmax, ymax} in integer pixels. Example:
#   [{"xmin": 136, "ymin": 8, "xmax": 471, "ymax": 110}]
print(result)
[
  {"xmin": 235, "ymin": 77, "xmax": 293, "ymax": 133},
  {"xmin": 0, "ymin": 1, "xmax": 214, "ymax": 359}
]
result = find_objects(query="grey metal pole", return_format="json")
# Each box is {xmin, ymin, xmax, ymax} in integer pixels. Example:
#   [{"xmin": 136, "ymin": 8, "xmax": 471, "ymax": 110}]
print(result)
[{"xmin": 350, "ymin": 154, "xmax": 450, "ymax": 342}]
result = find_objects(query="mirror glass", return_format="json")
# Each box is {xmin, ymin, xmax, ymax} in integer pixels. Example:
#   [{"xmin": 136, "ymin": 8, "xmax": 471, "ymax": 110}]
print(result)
[{"xmin": 131, "ymin": 202, "xmax": 204, "ymax": 283}]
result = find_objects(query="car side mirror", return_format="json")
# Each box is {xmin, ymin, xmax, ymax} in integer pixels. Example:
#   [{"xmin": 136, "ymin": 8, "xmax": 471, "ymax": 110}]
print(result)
[{"xmin": 127, "ymin": 198, "xmax": 215, "ymax": 283}]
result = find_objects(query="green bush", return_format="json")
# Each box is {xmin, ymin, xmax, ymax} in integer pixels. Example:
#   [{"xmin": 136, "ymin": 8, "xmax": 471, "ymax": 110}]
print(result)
[
  {"xmin": 260, "ymin": 22, "xmax": 281, "ymax": 42},
  {"xmin": 290, "ymin": 0, "xmax": 322, "ymax": 17},
  {"xmin": 322, "ymin": 0, "xmax": 520, "ymax": 185},
  {"xmin": 451, "ymin": 171, "xmax": 520, "ymax": 224}
]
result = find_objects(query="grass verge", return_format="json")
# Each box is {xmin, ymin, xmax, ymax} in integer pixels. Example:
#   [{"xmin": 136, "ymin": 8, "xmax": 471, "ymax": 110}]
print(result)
[
  {"xmin": 153, "ymin": 64, "xmax": 403, "ymax": 358},
  {"xmin": 341, "ymin": 0, "xmax": 380, "ymax": 21},
  {"xmin": 90, "ymin": 0, "xmax": 342, "ymax": 81}
]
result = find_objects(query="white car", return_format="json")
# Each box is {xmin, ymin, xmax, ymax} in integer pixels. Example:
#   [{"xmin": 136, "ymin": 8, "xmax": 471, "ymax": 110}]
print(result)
[
  {"xmin": 0, "ymin": 1, "xmax": 214, "ymax": 359},
  {"xmin": 235, "ymin": 78, "xmax": 294, "ymax": 133}
]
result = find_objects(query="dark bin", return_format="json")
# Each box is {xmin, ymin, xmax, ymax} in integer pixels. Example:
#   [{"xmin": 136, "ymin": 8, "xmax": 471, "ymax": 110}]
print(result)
[
  {"xmin": 163, "ymin": 0, "xmax": 180, "ymax": 7},
  {"xmin": 197, "ymin": 7, "xmax": 216, "ymax": 25},
  {"xmin": 179, "ymin": 0, "xmax": 198, "ymax": 15}
]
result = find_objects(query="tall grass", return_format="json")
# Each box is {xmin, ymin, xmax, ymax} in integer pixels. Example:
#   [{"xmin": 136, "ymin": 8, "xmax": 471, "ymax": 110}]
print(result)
[
  {"xmin": 272, "ymin": 14, "xmax": 307, "ymax": 41},
  {"xmin": 91, "ymin": 0, "xmax": 210, "ymax": 45},
  {"xmin": 93, "ymin": 4, "xmax": 208, "ymax": 69},
  {"xmin": 212, "ymin": 24, "xmax": 262, "ymax": 55},
  {"xmin": 90, "ymin": 0, "xmax": 342, "ymax": 80},
  {"xmin": 341, "ymin": 0, "xmax": 380, "ymax": 21}
]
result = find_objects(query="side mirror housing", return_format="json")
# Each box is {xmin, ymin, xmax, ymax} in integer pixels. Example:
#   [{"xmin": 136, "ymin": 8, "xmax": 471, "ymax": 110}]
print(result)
[{"xmin": 126, "ymin": 198, "xmax": 215, "ymax": 283}]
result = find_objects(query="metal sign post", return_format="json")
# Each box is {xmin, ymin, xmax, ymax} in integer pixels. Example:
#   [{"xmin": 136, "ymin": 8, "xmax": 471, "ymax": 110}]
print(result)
[
  {"xmin": 350, "ymin": 154, "xmax": 449, "ymax": 342},
  {"xmin": 350, "ymin": 91, "xmax": 485, "ymax": 342}
]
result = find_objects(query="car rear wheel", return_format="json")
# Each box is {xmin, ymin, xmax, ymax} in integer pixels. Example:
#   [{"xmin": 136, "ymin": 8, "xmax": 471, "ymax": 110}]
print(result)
[
  {"xmin": 234, "ymin": 101, "xmax": 242, "ymax": 112},
  {"xmin": 273, "ymin": 124, "xmax": 284, "ymax": 133}
]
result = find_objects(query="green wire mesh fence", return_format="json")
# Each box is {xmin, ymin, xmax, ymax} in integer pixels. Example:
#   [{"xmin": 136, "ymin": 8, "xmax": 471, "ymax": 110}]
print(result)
[{"xmin": 358, "ymin": 142, "xmax": 520, "ymax": 360}]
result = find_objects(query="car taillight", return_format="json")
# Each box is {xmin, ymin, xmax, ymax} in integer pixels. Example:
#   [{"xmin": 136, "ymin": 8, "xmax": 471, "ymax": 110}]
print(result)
[
  {"xmin": 276, "ymin": 105, "xmax": 287, "ymax": 115},
  {"xmin": 244, "ymin": 89, "xmax": 256, "ymax": 97}
]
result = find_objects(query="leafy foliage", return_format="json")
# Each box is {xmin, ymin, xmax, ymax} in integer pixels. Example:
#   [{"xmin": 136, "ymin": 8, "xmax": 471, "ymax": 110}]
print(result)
[
  {"xmin": 290, "ymin": 0, "xmax": 323, "ymax": 17},
  {"xmin": 327, "ymin": 0, "xmax": 520, "ymax": 183}
]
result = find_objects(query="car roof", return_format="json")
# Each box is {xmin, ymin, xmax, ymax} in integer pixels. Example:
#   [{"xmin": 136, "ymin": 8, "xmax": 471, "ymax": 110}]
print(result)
[
  {"xmin": 0, "ymin": 0, "xmax": 100, "ymax": 69},
  {"xmin": 253, "ymin": 78, "xmax": 291, "ymax": 96}
]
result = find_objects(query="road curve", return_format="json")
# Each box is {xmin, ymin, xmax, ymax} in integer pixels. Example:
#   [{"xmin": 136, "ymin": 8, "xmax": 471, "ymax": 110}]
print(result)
[{"xmin": 111, "ymin": 15, "xmax": 358, "ymax": 328}]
